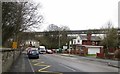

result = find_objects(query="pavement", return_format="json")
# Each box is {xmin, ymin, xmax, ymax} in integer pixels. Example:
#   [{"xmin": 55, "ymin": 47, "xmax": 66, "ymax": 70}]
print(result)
[
  {"xmin": 60, "ymin": 54, "xmax": 120, "ymax": 68},
  {"xmin": 8, "ymin": 51, "xmax": 33, "ymax": 72}
]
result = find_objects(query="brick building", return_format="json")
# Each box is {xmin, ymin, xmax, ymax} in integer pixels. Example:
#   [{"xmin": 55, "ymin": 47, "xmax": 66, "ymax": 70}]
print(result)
[{"xmin": 71, "ymin": 33, "xmax": 103, "ymax": 56}]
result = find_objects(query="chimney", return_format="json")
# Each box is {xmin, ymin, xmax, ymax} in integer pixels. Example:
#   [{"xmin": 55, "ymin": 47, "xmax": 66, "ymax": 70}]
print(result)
[
  {"xmin": 87, "ymin": 33, "xmax": 92, "ymax": 45},
  {"xmin": 87, "ymin": 33, "xmax": 91, "ymax": 41}
]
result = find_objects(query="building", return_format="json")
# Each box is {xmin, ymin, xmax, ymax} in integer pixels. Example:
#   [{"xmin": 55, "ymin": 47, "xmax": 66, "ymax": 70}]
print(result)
[
  {"xmin": 71, "ymin": 33, "xmax": 103, "ymax": 56},
  {"xmin": 25, "ymin": 40, "xmax": 39, "ymax": 47},
  {"xmin": 73, "ymin": 33, "xmax": 101, "ymax": 45}
]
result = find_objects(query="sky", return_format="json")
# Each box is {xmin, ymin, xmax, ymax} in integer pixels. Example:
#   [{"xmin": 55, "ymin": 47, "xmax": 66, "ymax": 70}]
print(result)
[{"xmin": 33, "ymin": 0, "xmax": 120, "ymax": 31}]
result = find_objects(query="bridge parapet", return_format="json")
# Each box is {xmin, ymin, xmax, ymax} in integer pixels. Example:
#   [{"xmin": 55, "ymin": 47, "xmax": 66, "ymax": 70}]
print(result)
[
  {"xmin": 23, "ymin": 28, "xmax": 120, "ymax": 35},
  {"xmin": 0, "ymin": 48, "xmax": 21, "ymax": 73}
]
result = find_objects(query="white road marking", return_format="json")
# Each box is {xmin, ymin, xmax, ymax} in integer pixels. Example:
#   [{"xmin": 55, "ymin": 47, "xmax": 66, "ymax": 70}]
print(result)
[
  {"xmin": 27, "ymin": 55, "xmax": 35, "ymax": 72},
  {"xmin": 38, "ymin": 65, "xmax": 51, "ymax": 72},
  {"xmin": 60, "ymin": 64, "xmax": 76, "ymax": 72},
  {"xmin": 41, "ymin": 61, "xmax": 45, "ymax": 63}
]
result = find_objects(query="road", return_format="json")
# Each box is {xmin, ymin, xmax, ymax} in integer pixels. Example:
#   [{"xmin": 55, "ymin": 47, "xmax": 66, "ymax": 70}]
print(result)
[{"xmin": 9, "ymin": 51, "xmax": 119, "ymax": 74}]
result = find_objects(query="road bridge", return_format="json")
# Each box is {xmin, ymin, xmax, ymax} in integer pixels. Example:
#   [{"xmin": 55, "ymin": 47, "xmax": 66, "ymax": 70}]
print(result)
[{"xmin": 23, "ymin": 28, "xmax": 120, "ymax": 35}]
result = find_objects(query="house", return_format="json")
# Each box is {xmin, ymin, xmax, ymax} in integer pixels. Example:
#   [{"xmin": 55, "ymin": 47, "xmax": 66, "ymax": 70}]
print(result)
[
  {"xmin": 73, "ymin": 33, "xmax": 101, "ymax": 45},
  {"xmin": 71, "ymin": 33, "xmax": 103, "ymax": 56},
  {"xmin": 25, "ymin": 40, "xmax": 39, "ymax": 47}
]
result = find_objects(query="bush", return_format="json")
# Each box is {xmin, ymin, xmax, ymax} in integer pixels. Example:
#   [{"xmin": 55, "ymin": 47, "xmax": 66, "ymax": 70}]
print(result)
[{"xmin": 114, "ymin": 49, "xmax": 120, "ymax": 60}]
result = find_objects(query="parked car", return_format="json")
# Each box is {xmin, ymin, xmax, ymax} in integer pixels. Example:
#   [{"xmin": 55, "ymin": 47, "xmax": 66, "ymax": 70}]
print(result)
[
  {"xmin": 27, "ymin": 48, "xmax": 39, "ymax": 59},
  {"xmin": 38, "ymin": 46, "xmax": 46, "ymax": 54},
  {"xmin": 51, "ymin": 49, "xmax": 56, "ymax": 53},
  {"xmin": 46, "ymin": 49, "xmax": 53, "ymax": 54}
]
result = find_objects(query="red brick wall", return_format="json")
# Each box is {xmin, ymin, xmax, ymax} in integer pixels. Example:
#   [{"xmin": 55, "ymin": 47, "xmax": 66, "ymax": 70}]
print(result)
[{"xmin": 100, "ymin": 47, "xmax": 104, "ymax": 53}]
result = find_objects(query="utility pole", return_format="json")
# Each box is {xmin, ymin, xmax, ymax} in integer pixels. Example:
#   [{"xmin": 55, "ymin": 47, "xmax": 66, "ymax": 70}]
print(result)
[
  {"xmin": 59, "ymin": 30, "xmax": 60, "ymax": 49},
  {"xmin": 58, "ymin": 30, "xmax": 61, "ymax": 53}
]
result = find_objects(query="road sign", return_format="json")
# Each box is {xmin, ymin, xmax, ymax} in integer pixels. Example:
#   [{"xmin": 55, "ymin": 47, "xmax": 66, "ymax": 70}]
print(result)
[
  {"xmin": 63, "ymin": 46, "xmax": 67, "ymax": 49},
  {"xmin": 12, "ymin": 42, "xmax": 17, "ymax": 49}
]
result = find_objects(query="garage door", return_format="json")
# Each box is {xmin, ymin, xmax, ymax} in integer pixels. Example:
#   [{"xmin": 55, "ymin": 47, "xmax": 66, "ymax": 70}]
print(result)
[{"xmin": 88, "ymin": 47, "xmax": 100, "ymax": 54}]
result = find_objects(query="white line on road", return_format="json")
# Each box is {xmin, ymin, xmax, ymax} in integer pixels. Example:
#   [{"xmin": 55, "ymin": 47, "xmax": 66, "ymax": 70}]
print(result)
[
  {"xmin": 60, "ymin": 64, "xmax": 76, "ymax": 72},
  {"xmin": 27, "ymin": 55, "xmax": 35, "ymax": 72}
]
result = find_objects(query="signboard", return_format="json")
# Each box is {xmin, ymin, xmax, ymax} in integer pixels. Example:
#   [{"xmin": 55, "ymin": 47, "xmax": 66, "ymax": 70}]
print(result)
[
  {"xmin": 12, "ymin": 42, "xmax": 17, "ymax": 49},
  {"xmin": 63, "ymin": 46, "xmax": 67, "ymax": 49}
]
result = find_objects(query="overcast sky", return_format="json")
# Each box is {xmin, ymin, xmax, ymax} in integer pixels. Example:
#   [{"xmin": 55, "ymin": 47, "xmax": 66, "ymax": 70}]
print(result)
[{"xmin": 33, "ymin": 0, "xmax": 120, "ymax": 31}]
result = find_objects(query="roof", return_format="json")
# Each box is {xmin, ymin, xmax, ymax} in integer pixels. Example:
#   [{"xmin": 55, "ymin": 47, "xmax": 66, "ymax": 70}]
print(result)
[
  {"xmin": 82, "ymin": 45, "xmax": 103, "ymax": 48},
  {"xmin": 79, "ymin": 35, "xmax": 101, "ymax": 41}
]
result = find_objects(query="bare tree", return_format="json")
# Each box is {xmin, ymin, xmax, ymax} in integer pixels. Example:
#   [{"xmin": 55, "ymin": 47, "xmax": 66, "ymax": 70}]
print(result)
[
  {"xmin": 100, "ymin": 22, "xmax": 118, "ymax": 55},
  {"xmin": 2, "ymin": 2, "xmax": 43, "ymax": 47},
  {"xmin": 40, "ymin": 24, "xmax": 70, "ymax": 48}
]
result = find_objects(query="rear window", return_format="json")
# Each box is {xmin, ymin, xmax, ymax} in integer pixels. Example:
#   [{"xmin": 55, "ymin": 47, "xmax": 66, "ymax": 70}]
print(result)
[
  {"xmin": 31, "ymin": 50, "xmax": 39, "ymax": 53},
  {"xmin": 40, "ymin": 48, "xmax": 46, "ymax": 51}
]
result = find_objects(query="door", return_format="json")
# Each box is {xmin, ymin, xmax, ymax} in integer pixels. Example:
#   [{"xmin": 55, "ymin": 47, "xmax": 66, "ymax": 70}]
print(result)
[{"xmin": 88, "ymin": 47, "xmax": 100, "ymax": 54}]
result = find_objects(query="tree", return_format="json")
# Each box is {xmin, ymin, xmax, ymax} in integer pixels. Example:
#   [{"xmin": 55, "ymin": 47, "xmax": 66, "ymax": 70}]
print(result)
[
  {"xmin": 2, "ymin": 2, "xmax": 43, "ymax": 47},
  {"xmin": 100, "ymin": 22, "xmax": 118, "ymax": 55},
  {"xmin": 47, "ymin": 24, "xmax": 60, "ymax": 31},
  {"xmin": 114, "ymin": 49, "xmax": 120, "ymax": 60},
  {"xmin": 41, "ymin": 24, "xmax": 70, "ymax": 49}
]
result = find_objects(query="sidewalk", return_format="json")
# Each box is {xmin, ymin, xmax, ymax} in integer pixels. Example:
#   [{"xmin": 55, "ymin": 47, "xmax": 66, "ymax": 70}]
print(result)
[
  {"xmin": 8, "ymin": 52, "xmax": 33, "ymax": 72},
  {"xmin": 61, "ymin": 54, "xmax": 120, "ymax": 68}
]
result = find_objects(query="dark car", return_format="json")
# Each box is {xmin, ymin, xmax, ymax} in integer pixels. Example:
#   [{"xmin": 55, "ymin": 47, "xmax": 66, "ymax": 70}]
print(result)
[{"xmin": 27, "ymin": 48, "xmax": 39, "ymax": 59}]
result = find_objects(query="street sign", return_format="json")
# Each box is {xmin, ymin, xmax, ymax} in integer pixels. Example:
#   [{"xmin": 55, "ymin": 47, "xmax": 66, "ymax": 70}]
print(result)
[
  {"xmin": 63, "ymin": 46, "xmax": 67, "ymax": 49},
  {"xmin": 12, "ymin": 42, "xmax": 17, "ymax": 49}
]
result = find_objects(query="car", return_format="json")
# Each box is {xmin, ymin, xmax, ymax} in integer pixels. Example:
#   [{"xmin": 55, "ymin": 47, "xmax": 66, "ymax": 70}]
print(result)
[
  {"xmin": 27, "ymin": 48, "xmax": 39, "ymax": 59},
  {"xmin": 46, "ymin": 49, "xmax": 53, "ymax": 54},
  {"xmin": 38, "ymin": 46, "xmax": 46, "ymax": 54}
]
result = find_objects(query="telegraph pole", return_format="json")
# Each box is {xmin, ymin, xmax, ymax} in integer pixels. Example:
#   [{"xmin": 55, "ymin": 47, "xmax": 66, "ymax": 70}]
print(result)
[{"xmin": 59, "ymin": 30, "xmax": 60, "ymax": 49}]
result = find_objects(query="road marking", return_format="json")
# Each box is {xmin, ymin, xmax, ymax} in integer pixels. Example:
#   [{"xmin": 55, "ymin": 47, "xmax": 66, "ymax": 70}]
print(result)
[
  {"xmin": 34, "ymin": 62, "xmax": 46, "ymax": 66},
  {"xmin": 60, "ymin": 64, "xmax": 76, "ymax": 72},
  {"xmin": 32, "ymin": 60, "xmax": 38, "ymax": 62},
  {"xmin": 34, "ymin": 64, "xmax": 49, "ymax": 66},
  {"xmin": 38, "ymin": 65, "xmax": 51, "ymax": 72},
  {"xmin": 69, "ymin": 58, "xmax": 77, "ymax": 60},
  {"xmin": 40, "ymin": 71, "xmax": 63, "ymax": 74},
  {"xmin": 27, "ymin": 57, "xmax": 35, "ymax": 72},
  {"xmin": 40, "ymin": 61, "xmax": 45, "ymax": 63},
  {"xmin": 38, "ymin": 71, "xmax": 50, "ymax": 72}
]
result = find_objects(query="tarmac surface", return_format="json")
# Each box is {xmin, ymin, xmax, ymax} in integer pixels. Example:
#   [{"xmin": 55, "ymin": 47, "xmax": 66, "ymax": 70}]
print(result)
[{"xmin": 7, "ymin": 52, "xmax": 119, "ymax": 74}]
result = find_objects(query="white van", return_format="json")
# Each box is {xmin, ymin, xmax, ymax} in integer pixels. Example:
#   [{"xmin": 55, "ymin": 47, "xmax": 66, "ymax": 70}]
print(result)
[{"xmin": 38, "ymin": 46, "xmax": 46, "ymax": 54}]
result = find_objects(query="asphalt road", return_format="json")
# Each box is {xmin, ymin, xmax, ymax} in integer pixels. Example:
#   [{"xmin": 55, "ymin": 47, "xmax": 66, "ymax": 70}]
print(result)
[{"xmin": 9, "ymin": 52, "xmax": 119, "ymax": 74}]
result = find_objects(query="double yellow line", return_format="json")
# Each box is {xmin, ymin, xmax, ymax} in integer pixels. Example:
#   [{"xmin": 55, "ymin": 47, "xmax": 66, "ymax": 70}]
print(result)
[
  {"xmin": 33, "ymin": 60, "xmax": 51, "ymax": 72},
  {"xmin": 31, "ymin": 60, "xmax": 62, "ymax": 74},
  {"xmin": 38, "ymin": 65, "xmax": 51, "ymax": 72}
]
